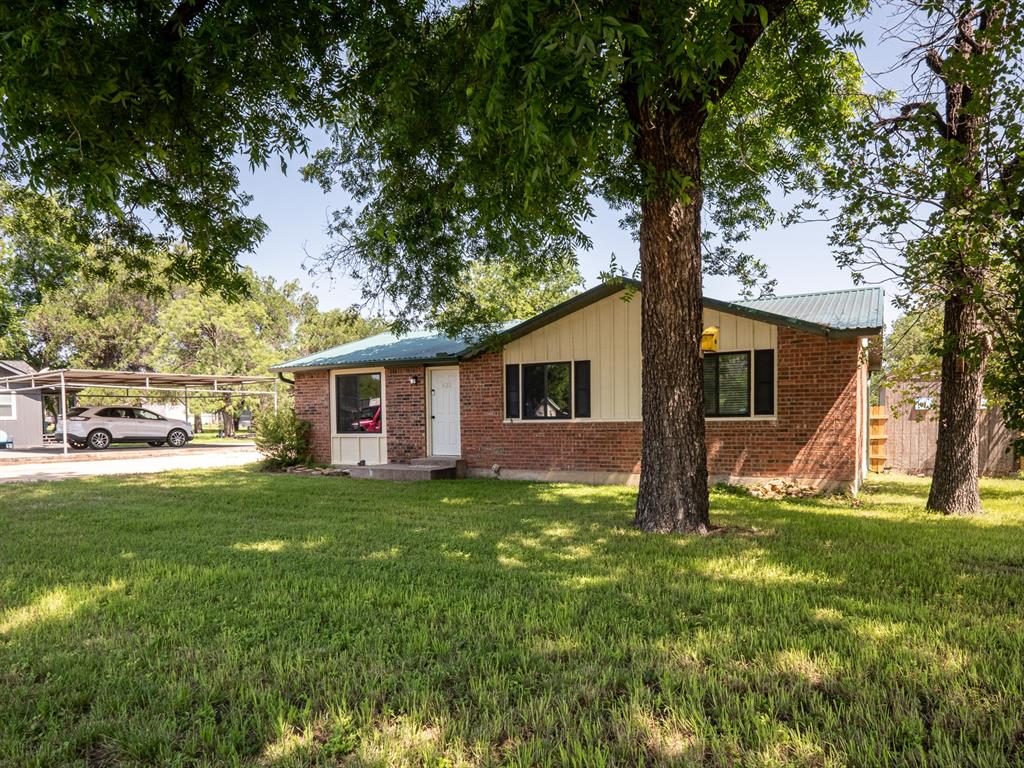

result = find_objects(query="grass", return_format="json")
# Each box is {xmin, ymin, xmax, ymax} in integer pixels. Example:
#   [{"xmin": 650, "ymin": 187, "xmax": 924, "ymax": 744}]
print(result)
[
  {"xmin": 1, "ymin": 471, "xmax": 1022, "ymax": 767},
  {"xmin": 190, "ymin": 430, "xmax": 254, "ymax": 445}
]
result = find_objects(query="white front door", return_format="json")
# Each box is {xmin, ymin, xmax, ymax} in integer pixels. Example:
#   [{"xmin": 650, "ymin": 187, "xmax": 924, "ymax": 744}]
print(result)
[{"xmin": 430, "ymin": 368, "xmax": 461, "ymax": 456}]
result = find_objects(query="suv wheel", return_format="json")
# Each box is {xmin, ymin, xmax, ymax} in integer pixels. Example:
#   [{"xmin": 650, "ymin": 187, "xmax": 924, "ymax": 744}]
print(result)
[
  {"xmin": 87, "ymin": 430, "xmax": 111, "ymax": 450},
  {"xmin": 70, "ymin": 440, "xmax": 88, "ymax": 450},
  {"xmin": 147, "ymin": 441, "xmax": 165, "ymax": 447},
  {"xmin": 167, "ymin": 428, "xmax": 188, "ymax": 447}
]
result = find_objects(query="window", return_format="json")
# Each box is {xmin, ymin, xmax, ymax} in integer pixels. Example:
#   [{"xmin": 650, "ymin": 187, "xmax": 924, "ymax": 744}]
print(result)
[
  {"xmin": 335, "ymin": 372, "xmax": 383, "ymax": 434},
  {"xmin": 134, "ymin": 409, "xmax": 165, "ymax": 420},
  {"xmin": 97, "ymin": 407, "xmax": 131, "ymax": 419},
  {"xmin": 522, "ymin": 363, "xmax": 572, "ymax": 419},
  {"xmin": 506, "ymin": 361, "xmax": 592, "ymax": 420},
  {"xmin": 703, "ymin": 352, "xmax": 751, "ymax": 417},
  {"xmin": 0, "ymin": 392, "xmax": 13, "ymax": 420}
]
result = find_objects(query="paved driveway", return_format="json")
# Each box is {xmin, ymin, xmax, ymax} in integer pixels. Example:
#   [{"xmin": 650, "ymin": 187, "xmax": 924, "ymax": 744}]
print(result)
[{"xmin": 0, "ymin": 445, "xmax": 259, "ymax": 483}]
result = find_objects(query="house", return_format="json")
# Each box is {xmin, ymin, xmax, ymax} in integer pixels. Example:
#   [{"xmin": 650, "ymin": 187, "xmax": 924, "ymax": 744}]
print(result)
[
  {"xmin": 0, "ymin": 360, "xmax": 45, "ymax": 448},
  {"xmin": 272, "ymin": 281, "xmax": 884, "ymax": 491}
]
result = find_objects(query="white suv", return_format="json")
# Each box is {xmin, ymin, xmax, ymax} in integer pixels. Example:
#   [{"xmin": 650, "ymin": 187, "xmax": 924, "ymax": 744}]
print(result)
[{"xmin": 60, "ymin": 406, "xmax": 194, "ymax": 450}]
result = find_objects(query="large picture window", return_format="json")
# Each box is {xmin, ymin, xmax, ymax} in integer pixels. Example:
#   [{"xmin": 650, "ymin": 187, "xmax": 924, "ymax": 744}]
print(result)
[
  {"xmin": 335, "ymin": 372, "xmax": 383, "ymax": 433},
  {"xmin": 703, "ymin": 352, "xmax": 751, "ymax": 417},
  {"xmin": 522, "ymin": 362, "xmax": 572, "ymax": 419}
]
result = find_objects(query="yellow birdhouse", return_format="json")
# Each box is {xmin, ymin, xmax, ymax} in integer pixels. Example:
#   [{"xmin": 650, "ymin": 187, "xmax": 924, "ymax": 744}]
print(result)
[{"xmin": 701, "ymin": 326, "xmax": 719, "ymax": 352}]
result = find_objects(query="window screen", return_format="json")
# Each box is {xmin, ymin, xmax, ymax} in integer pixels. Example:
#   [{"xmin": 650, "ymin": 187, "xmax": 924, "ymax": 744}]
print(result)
[
  {"xmin": 703, "ymin": 352, "xmax": 750, "ymax": 417},
  {"xmin": 505, "ymin": 365, "xmax": 520, "ymax": 419},
  {"xmin": 0, "ymin": 393, "xmax": 12, "ymax": 419},
  {"xmin": 753, "ymin": 349, "xmax": 775, "ymax": 415},
  {"xmin": 522, "ymin": 363, "xmax": 571, "ymax": 419},
  {"xmin": 335, "ymin": 372, "xmax": 383, "ymax": 433}
]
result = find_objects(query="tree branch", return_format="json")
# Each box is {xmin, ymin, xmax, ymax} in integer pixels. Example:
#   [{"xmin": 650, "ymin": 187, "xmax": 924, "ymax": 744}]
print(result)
[
  {"xmin": 704, "ymin": 0, "xmax": 793, "ymax": 106},
  {"xmin": 877, "ymin": 100, "xmax": 948, "ymax": 137},
  {"xmin": 925, "ymin": 48, "xmax": 945, "ymax": 79},
  {"xmin": 161, "ymin": 0, "xmax": 210, "ymax": 42}
]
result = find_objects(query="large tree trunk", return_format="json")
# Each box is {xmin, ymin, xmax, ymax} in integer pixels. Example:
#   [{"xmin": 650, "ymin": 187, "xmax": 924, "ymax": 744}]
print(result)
[
  {"xmin": 926, "ymin": 291, "xmax": 988, "ymax": 514},
  {"xmin": 633, "ymin": 109, "xmax": 710, "ymax": 534}
]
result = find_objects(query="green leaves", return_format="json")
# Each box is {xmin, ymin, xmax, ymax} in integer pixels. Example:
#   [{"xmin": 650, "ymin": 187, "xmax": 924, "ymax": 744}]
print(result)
[
  {"xmin": 0, "ymin": 1, "xmax": 346, "ymax": 292},
  {"xmin": 303, "ymin": 0, "xmax": 861, "ymax": 328}
]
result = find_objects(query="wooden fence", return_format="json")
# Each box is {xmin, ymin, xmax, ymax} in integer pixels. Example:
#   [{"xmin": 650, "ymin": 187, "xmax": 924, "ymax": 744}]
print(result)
[{"xmin": 880, "ymin": 403, "xmax": 1019, "ymax": 476}]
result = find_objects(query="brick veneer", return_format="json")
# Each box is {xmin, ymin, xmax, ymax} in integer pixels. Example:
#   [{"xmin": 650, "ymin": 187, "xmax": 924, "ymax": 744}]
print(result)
[
  {"xmin": 291, "ymin": 326, "xmax": 864, "ymax": 488},
  {"xmin": 384, "ymin": 365, "xmax": 426, "ymax": 461},
  {"xmin": 293, "ymin": 369, "xmax": 331, "ymax": 464},
  {"xmin": 459, "ymin": 353, "xmax": 643, "ymax": 476},
  {"xmin": 459, "ymin": 327, "xmax": 862, "ymax": 488}
]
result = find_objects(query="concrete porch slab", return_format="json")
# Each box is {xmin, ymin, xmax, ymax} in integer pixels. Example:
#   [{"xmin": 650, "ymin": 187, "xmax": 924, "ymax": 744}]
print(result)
[{"xmin": 345, "ymin": 459, "xmax": 464, "ymax": 481}]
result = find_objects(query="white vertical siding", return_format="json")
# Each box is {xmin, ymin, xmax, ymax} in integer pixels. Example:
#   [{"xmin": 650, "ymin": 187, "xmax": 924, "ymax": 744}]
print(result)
[{"xmin": 502, "ymin": 291, "xmax": 777, "ymax": 421}]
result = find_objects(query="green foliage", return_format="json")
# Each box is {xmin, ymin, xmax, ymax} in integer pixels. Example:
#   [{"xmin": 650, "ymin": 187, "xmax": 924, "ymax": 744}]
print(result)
[
  {"xmin": 304, "ymin": 0, "xmax": 864, "ymax": 330},
  {"xmin": 824, "ymin": 0, "xmax": 1024, "ymax": 332},
  {"xmin": 294, "ymin": 307, "xmax": 388, "ymax": 357},
  {"xmin": 428, "ymin": 259, "xmax": 584, "ymax": 334},
  {"xmin": 1, "ymin": 471, "xmax": 1022, "ymax": 763},
  {"xmin": 986, "ymin": 258, "xmax": 1024, "ymax": 457},
  {"xmin": 0, "ymin": 2, "xmax": 346, "ymax": 292},
  {"xmin": 253, "ymin": 408, "xmax": 312, "ymax": 469}
]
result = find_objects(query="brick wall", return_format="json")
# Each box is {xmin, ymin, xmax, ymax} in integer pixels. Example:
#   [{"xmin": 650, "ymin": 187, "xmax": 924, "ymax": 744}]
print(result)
[
  {"xmin": 459, "ymin": 327, "xmax": 863, "ymax": 487},
  {"xmin": 704, "ymin": 328, "xmax": 861, "ymax": 485},
  {"xmin": 293, "ymin": 369, "xmax": 331, "ymax": 464},
  {"xmin": 384, "ymin": 365, "xmax": 426, "ymax": 461},
  {"xmin": 291, "ymin": 326, "xmax": 863, "ymax": 487},
  {"xmin": 460, "ymin": 352, "xmax": 643, "ymax": 476}
]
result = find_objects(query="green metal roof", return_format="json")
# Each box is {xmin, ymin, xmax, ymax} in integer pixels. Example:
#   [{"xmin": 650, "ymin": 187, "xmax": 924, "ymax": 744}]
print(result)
[
  {"xmin": 735, "ymin": 286, "xmax": 884, "ymax": 335},
  {"xmin": 273, "ymin": 282, "xmax": 883, "ymax": 371},
  {"xmin": 273, "ymin": 330, "xmax": 470, "ymax": 371}
]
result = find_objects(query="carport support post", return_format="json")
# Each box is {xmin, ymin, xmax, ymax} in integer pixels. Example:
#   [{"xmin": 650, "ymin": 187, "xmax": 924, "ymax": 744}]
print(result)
[{"xmin": 60, "ymin": 371, "xmax": 68, "ymax": 456}]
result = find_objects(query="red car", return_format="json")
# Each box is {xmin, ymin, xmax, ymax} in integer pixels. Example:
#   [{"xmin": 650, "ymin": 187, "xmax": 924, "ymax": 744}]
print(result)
[{"xmin": 350, "ymin": 405, "xmax": 382, "ymax": 433}]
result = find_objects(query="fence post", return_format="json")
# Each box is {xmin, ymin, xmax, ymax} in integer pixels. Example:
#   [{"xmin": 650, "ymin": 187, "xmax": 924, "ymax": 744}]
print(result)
[{"xmin": 869, "ymin": 405, "xmax": 887, "ymax": 473}]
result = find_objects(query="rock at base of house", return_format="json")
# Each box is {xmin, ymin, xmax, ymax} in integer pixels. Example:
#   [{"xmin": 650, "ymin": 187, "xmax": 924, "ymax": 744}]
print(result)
[{"xmin": 748, "ymin": 479, "xmax": 818, "ymax": 500}]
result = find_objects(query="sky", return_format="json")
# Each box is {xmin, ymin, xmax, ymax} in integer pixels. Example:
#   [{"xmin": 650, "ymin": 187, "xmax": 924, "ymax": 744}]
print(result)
[{"xmin": 235, "ymin": 10, "xmax": 905, "ymax": 324}]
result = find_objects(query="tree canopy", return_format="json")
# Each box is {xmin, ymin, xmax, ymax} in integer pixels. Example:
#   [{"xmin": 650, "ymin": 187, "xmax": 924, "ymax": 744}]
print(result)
[
  {"xmin": 304, "ymin": 1, "xmax": 861, "ymax": 327},
  {"xmin": 428, "ymin": 260, "xmax": 584, "ymax": 334},
  {"xmin": 0, "ymin": 1, "xmax": 345, "ymax": 291}
]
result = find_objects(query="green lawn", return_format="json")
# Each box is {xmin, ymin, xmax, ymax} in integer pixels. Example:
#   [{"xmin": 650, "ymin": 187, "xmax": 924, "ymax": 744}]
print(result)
[{"xmin": 1, "ymin": 472, "xmax": 1022, "ymax": 767}]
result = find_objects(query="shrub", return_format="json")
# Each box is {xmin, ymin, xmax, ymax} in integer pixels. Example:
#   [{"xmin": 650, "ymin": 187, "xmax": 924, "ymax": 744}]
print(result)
[{"xmin": 253, "ymin": 408, "xmax": 311, "ymax": 469}]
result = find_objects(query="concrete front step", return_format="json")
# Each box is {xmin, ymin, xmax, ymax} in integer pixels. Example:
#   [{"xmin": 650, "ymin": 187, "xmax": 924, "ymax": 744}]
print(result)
[{"xmin": 346, "ymin": 459, "xmax": 464, "ymax": 481}]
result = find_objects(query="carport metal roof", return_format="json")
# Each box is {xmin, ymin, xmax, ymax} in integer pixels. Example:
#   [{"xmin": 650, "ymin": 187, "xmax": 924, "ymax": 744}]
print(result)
[{"xmin": 0, "ymin": 368, "xmax": 276, "ymax": 393}]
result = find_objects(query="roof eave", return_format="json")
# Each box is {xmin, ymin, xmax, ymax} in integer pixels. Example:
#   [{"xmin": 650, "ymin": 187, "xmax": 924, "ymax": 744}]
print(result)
[
  {"xmin": 825, "ymin": 326, "xmax": 883, "ymax": 340},
  {"xmin": 273, "ymin": 355, "xmax": 462, "ymax": 373}
]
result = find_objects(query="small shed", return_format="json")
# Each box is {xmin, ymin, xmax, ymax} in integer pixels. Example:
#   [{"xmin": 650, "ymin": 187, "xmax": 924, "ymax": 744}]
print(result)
[{"xmin": 0, "ymin": 360, "xmax": 45, "ymax": 448}]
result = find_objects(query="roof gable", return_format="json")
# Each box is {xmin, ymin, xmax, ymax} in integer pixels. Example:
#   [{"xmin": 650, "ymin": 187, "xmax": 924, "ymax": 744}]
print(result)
[{"xmin": 0, "ymin": 360, "xmax": 35, "ymax": 376}]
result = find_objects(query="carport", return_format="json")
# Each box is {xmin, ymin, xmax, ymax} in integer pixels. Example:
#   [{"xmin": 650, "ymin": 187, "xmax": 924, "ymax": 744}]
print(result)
[{"xmin": 0, "ymin": 369, "xmax": 278, "ymax": 455}]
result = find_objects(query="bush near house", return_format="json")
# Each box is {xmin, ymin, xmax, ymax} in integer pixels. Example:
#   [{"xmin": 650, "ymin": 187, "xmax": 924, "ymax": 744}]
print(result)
[
  {"xmin": 1, "ymin": 472, "xmax": 1022, "ymax": 765},
  {"xmin": 253, "ymin": 408, "xmax": 312, "ymax": 468}
]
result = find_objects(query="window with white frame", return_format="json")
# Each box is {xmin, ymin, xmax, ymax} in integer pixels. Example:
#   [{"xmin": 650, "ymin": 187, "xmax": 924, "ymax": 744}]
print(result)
[{"xmin": 0, "ymin": 392, "xmax": 14, "ymax": 420}]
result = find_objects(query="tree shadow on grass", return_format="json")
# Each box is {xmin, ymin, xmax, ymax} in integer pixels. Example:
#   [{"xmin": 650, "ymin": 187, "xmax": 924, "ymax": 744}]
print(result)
[{"xmin": 1, "ymin": 470, "xmax": 1022, "ymax": 766}]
